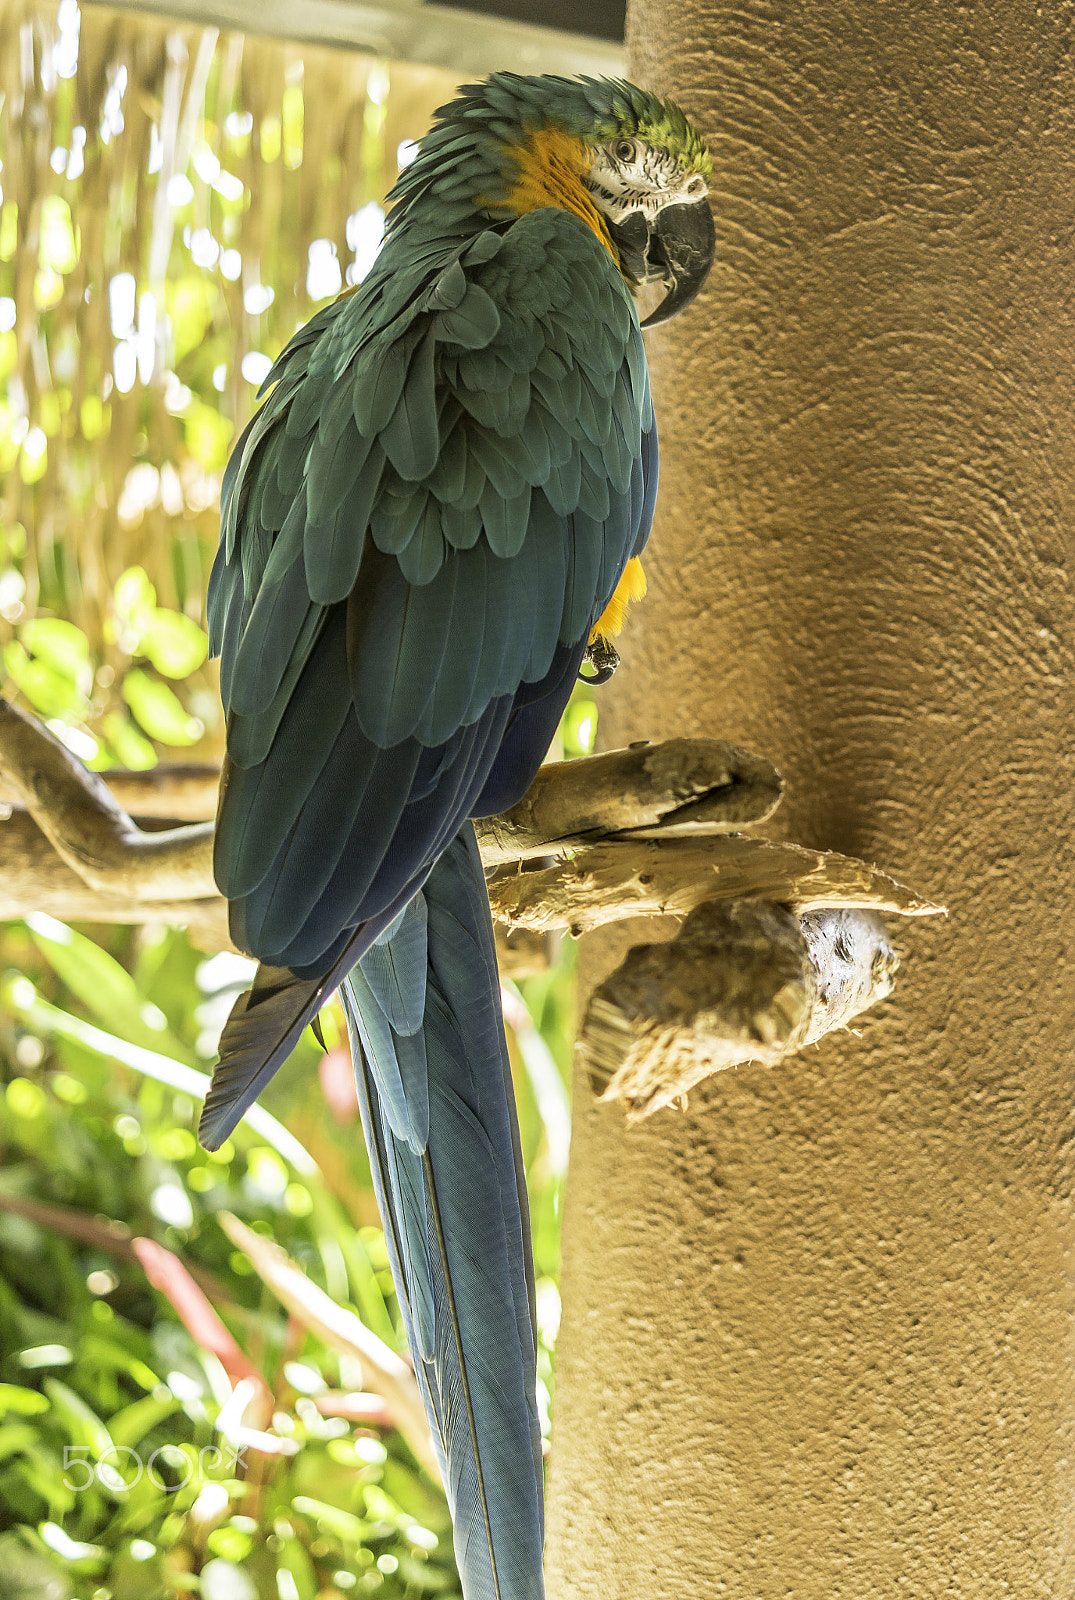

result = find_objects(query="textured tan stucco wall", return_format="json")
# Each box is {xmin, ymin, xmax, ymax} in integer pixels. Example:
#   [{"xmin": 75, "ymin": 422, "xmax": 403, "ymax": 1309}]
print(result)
[{"xmin": 546, "ymin": 4, "xmax": 1075, "ymax": 1595}]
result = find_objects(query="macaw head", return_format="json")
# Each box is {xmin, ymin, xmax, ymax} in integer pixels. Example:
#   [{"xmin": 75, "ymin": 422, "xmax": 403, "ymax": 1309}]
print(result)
[
  {"xmin": 388, "ymin": 73, "xmax": 715, "ymax": 328},
  {"xmin": 570, "ymin": 80, "xmax": 716, "ymax": 328}
]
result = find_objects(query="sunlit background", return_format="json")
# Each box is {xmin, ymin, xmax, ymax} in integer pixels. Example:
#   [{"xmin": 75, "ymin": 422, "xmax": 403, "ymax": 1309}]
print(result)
[{"xmin": 0, "ymin": 4, "xmax": 599, "ymax": 1595}]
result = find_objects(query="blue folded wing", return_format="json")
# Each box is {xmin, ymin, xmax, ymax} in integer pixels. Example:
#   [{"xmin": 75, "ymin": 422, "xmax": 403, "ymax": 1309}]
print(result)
[{"xmin": 202, "ymin": 209, "xmax": 657, "ymax": 1145}]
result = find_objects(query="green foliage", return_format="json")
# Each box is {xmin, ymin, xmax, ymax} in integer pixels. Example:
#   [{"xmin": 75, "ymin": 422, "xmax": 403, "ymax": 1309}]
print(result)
[
  {"xmin": 121, "ymin": 672, "xmax": 204, "ymax": 748},
  {"xmin": 0, "ymin": 6, "xmax": 449, "ymax": 771},
  {"xmin": 0, "ymin": 17, "xmax": 592, "ymax": 1597},
  {"xmin": 0, "ymin": 661, "xmax": 592, "ymax": 1600},
  {"xmin": 0, "ymin": 886, "xmax": 579, "ymax": 1599},
  {"xmin": 112, "ymin": 569, "xmax": 209, "ymax": 681},
  {"xmin": 0, "ymin": 567, "xmax": 212, "ymax": 768},
  {"xmin": 0, "ymin": 920, "xmax": 480, "ymax": 1599}
]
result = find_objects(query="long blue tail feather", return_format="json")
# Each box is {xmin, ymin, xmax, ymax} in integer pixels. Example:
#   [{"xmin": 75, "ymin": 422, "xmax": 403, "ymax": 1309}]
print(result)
[{"xmin": 341, "ymin": 823, "xmax": 544, "ymax": 1600}]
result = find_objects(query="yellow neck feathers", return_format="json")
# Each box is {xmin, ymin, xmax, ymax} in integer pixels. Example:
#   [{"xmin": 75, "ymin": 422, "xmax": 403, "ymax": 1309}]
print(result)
[{"xmin": 501, "ymin": 127, "xmax": 615, "ymax": 258}]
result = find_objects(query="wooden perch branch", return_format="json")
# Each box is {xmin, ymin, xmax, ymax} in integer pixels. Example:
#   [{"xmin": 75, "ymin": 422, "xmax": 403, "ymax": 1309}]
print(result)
[
  {"xmin": 475, "ymin": 737, "xmax": 783, "ymax": 864},
  {"xmin": 0, "ymin": 762, "xmax": 221, "ymax": 821},
  {"xmin": 0, "ymin": 698, "xmax": 216, "ymax": 900},
  {"xmin": 0, "ymin": 696, "xmax": 943, "ymax": 1078},
  {"xmin": 0, "ymin": 732, "xmax": 782, "ymax": 859},
  {"xmin": 0, "ymin": 805, "xmax": 233, "ymax": 946},
  {"xmin": 0, "ymin": 709, "xmax": 786, "ymax": 895},
  {"xmin": 581, "ymin": 901, "xmax": 899, "ymax": 1116},
  {"xmin": 487, "ymin": 834, "xmax": 943, "ymax": 934}
]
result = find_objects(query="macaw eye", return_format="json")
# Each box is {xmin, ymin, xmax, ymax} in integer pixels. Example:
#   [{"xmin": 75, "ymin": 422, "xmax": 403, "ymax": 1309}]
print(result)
[
  {"xmin": 614, "ymin": 138, "xmax": 635, "ymax": 162},
  {"xmin": 685, "ymin": 174, "xmax": 706, "ymax": 199}
]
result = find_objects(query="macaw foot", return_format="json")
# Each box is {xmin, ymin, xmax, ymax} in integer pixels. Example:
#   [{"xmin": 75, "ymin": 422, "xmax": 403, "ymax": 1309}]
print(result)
[{"xmin": 579, "ymin": 635, "xmax": 619, "ymax": 685}]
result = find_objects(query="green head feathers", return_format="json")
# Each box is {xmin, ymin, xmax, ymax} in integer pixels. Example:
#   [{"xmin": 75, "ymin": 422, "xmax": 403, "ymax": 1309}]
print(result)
[
  {"xmin": 386, "ymin": 72, "xmax": 711, "ymax": 234},
  {"xmin": 474, "ymin": 72, "xmax": 713, "ymax": 177}
]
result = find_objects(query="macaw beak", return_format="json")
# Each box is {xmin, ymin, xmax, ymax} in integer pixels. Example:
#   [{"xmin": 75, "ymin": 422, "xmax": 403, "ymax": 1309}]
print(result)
[{"xmin": 639, "ymin": 199, "xmax": 716, "ymax": 328}]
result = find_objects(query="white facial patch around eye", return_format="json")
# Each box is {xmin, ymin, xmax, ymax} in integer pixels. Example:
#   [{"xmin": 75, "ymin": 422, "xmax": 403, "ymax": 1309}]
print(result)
[{"xmin": 585, "ymin": 140, "xmax": 709, "ymax": 225}]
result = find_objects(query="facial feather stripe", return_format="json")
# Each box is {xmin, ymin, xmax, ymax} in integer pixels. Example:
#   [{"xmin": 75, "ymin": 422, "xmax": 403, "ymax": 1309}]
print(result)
[{"xmin": 584, "ymin": 139, "xmax": 709, "ymax": 226}]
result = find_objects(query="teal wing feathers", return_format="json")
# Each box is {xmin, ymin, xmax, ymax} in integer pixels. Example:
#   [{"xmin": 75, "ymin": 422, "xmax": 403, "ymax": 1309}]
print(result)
[
  {"xmin": 211, "ymin": 207, "xmax": 649, "ymax": 754},
  {"xmin": 208, "ymin": 206, "xmax": 654, "ymax": 987}
]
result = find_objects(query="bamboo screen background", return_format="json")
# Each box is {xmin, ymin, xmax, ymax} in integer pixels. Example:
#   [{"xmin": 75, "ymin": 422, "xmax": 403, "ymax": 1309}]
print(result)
[{"xmin": 0, "ymin": 0, "xmax": 458, "ymax": 765}]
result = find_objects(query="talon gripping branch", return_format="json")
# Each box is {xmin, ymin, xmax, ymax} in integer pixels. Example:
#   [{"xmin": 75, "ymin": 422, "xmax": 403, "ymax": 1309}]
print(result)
[{"xmin": 201, "ymin": 73, "xmax": 714, "ymax": 1600}]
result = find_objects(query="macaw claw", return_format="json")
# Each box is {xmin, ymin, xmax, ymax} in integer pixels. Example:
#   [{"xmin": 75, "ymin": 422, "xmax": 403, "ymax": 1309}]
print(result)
[{"xmin": 579, "ymin": 636, "xmax": 620, "ymax": 685}]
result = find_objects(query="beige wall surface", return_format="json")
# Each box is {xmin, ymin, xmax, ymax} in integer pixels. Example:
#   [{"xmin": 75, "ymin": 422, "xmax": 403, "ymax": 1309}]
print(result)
[{"xmin": 548, "ymin": 4, "xmax": 1075, "ymax": 1595}]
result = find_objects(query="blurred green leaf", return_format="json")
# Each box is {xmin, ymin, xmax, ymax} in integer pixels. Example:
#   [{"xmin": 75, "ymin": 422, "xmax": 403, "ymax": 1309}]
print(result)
[
  {"xmin": 19, "ymin": 619, "xmax": 90, "ymax": 679},
  {"xmin": 0, "ymin": 1383, "xmax": 51, "ymax": 1417},
  {"xmin": 560, "ymin": 692, "xmax": 598, "ymax": 757},
  {"xmin": 8, "ymin": 981, "xmax": 318, "ymax": 1177},
  {"xmin": 0, "ymin": 1531, "xmax": 74, "ymax": 1600},
  {"xmin": 39, "ymin": 196, "xmax": 78, "ymax": 274},
  {"xmin": 19, "ymin": 444, "xmax": 48, "ymax": 486},
  {"xmin": 113, "ymin": 567, "xmax": 157, "ymax": 635},
  {"xmin": 77, "ymin": 1336, "xmax": 160, "ymax": 1394},
  {"xmin": 291, "ymin": 1494, "xmax": 368, "ymax": 1545},
  {"xmin": 99, "ymin": 711, "xmax": 157, "ymax": 770},
  {"xmin": 0, "ymin": 1421, "xmax": 39, "ymax": 1459},
  {"xmin": 205, "ymin": 1522, "xmax": 253, "ymax": 1563},
  {"xmin": 79, "ymin": 394, "xmax": 107, "ymax": 440},
  {"xmin": 121, "ymin": 670, "xmax": 203, "ymax": 745},
  {"xmin": 42, "ymin": 1378, "xmax": 113, "ymax": 1461},
  {"xmin": 107, "ymin": 1393, "xmax": 180, "ymax": 1450},
  {"xmin": 167, "ymin": 278, "xmax": 215, "ymax": 364},
  {"xmin": 392, "ymin": 1546, "xmax": 453, "ymax": 1592},
  {"xmin": 184, "ymin": 402, "xmax": 234, "ymax": 471},
  {"xmin": 25, "ymin": 914, "xmax": 195, "ymax": 1065},
  {"xmin": 3, "ymin": 642, "xmax": 87, "ymax": 720},
  {"xmin": 277, "ymin": 1534, "xmax": 318, "ymax": 1600},
  {"xmin": 140, "ymin": 609, "xmax": 209, "ymax": 678},
  {"xmin": 38, "ymin": 391, "xmax": 62, "ymax": 438},
  {"xmin": 281, "ymin": 84, "xmax": 304, "ymax": 167},
  {"xmin": 0, "ymin": 203, "xmax": 17, "ymax": 262}
]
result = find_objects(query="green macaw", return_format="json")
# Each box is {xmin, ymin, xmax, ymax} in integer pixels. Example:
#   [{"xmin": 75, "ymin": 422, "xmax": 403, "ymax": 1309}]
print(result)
[{"xmin": 201, "ymin": 72, "xmax": 713, "ymax": 1600}]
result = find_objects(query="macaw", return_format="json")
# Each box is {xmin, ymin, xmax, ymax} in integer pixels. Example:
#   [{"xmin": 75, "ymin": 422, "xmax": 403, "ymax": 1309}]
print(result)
[{"xmin": 200, "ymin": 72, "xmax": 713, "ymax": 1600}]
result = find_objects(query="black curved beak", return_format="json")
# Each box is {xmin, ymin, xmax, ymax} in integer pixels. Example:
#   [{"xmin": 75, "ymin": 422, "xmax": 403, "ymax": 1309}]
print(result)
[{"xmin": 639, "ymin": 199, "xmax": 716, "ymax": 329}]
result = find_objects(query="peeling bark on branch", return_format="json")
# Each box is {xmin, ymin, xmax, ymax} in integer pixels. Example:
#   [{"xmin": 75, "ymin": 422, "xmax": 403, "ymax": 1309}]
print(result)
[
  {"xmin": 487, "ymin": 834, "xmax": 943, "ymax": 935},
  {"xmin": 581, "ymin": 902, "xmax": 899, "ymax": 1115},
  {"xmin": 475, "ymin": 737, "xmax": 783, "ymax": 865}
]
